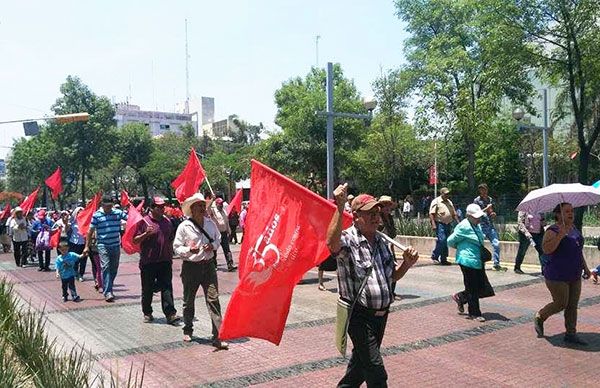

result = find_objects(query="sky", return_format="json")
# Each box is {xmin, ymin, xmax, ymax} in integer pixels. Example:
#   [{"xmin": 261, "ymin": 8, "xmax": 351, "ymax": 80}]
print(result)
[{"xmin": 0, "ymin": 0, "xmax": 408, "ymax": 159}]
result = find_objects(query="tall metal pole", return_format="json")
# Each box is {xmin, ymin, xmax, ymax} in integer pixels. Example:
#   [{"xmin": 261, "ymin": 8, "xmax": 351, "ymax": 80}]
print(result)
[
  {"xmin": 185, "ymin": 19, "xmax": 190, "ymax": 114},
  {"xmin": 315, "ymin": 35, "xmax": 320, "ymax": 67},
  {"xmin": 326, "ymin": 62, "xmax": 334, "ymax": 199},
  {"xmin": 434, "ymin": 140, "xmax": 438, "ymax": 198},
  {"xmin": 542, "ymin": 89, "xmax": 549, "ymax": 187}
]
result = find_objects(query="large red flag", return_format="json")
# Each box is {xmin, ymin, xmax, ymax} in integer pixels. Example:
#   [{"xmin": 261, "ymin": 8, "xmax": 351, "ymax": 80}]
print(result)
[
  {"xmin": 49, "ymin": 228, "xmax": 61, "ymax": 248},
  {"xmin": 0, "ymin": 203, "xmax": 11, "ymax": 220},
  {"xmin": 227, "ymin": 189, "xmax": 243, "ymax": 216},
  {"xmin": 44, "ymin": 167, "xmax": 63, "ymax": 200},
  {"xmin": 120, "ymin": 190, "xmax": 131, "ymax": 207},
  {"xmin": 171, "ymin": 148, "xmax": 206, "ymax": 203},
  {"xmin": 122, "ymin": 204, "xmax": 144, "ymax": 254},
  {"xmin": 19, "ymin": 187, "xmax": 40, "ymax": 215},
  {"xmin": 219, "ymin": 160, "xmax": 352, "ymax": 345},
  {"xmin": 77, "ymin": 193, "xmax": 101, "ymax": 237}
]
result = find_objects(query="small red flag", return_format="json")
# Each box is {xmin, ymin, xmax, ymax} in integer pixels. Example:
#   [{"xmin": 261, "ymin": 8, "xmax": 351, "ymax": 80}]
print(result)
[
  {"xmin": 120, "ymin": 190, "xmax": 131, "ymax": 207},
  {"xmin": 0, "ymin": 203, "xmax": 11, "ymax": 220},
  {"xmin": 219, "ymin": 160, "xmax": 352, "ymax": 345},
  {"xmin": 122, "ymin": 204, "xmax": 144, "ymax": 254},
  {"xmin": 77, "ymin": 192, "xmax": 102, "ymax": 237},
  {"xmin": 19, "ymin": 187, "xmax": 40, "ymax": 215},
  {"xmin": 135, "ymin": 200, "xmax": 145, "ymax": 212},
  {"xmin": 44, "ymin": 167, "xmax": 63, "ymax": 200},
  {"xmin": 171, "ymin": 148, "xmax": 206, "ymax": 203},
  {"xmin": 227, "ymin": 189, "xmax": 243, "ymax": 216},
  {"xmin": 49, "ymin": 228, "xmax": 61, "ymax": 248},
  {"xmin": 428, "ymin": 165, "xmax": 438, "ymax": 185}
]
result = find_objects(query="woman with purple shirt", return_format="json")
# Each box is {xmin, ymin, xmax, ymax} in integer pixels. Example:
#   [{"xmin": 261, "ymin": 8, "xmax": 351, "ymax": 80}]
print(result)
[{"xmin": 534, "ymin": 202, "xmax": 591, "ymax": 345}]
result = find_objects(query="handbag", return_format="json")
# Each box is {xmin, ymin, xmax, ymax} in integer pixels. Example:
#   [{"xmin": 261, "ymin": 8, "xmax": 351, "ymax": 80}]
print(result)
[
  {"xmin": 470, "ymin": 222, "xmax": 491, "ymax": 262},
  {"xmin": 335, "ymin": 266, "xmax": 373, "ymax": 357}
]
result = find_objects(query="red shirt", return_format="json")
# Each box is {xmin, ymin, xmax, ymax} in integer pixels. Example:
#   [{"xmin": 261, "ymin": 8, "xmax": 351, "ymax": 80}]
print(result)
[{"xmin": 135, "ymin": 215, "xmax": 174, "ymax": 267}]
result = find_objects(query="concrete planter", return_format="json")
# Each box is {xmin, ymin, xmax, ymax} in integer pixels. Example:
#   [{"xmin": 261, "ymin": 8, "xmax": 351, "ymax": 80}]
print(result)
[{"xmin": 396, "ymin": 235, "xmax": 600, "ymax": 268}]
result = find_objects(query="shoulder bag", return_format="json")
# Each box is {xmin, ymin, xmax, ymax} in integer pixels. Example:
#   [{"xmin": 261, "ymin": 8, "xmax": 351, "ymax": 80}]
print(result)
[
  {"xmin": 470, "ymin": 222, "xmax": 491, "ymax": 262},
  {"xmin": 335, "ymin": 265, "xmax": 373, "ymax": 357},
  {"xmin": 188, "ymin": 218, "xmax": 218, "ymax": 265}
]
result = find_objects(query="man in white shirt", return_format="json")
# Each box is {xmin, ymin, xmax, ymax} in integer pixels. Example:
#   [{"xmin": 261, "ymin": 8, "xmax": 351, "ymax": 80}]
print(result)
[
  {"xmin": 9, "ymin": 207, "xmax": 29, "ymax": 267},
  {"xmin": 174, "ymin": 193, "xmax": 228, "ymax": 349},
  {"xmin": 208, "ymin": 197, "xmax": 237, "ymax": 272}
]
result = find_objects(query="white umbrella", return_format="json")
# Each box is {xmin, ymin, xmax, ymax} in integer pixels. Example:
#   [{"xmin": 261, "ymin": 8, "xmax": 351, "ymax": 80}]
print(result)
[{"xmin": 516, "ymin": 183, "xmax": 600, "ymax": 214}]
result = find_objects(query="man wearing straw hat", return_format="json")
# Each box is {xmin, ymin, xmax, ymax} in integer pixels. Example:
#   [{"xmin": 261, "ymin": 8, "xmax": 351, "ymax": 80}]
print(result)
[{"xmin": 174, "ymin": 193, "xmax": 228, "ymax": 349}]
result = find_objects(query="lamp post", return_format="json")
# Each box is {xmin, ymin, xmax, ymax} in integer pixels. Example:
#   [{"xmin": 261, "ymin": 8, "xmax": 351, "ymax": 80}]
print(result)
[
  {"xmin": 317, "ymin": 62, "xmax": 377, "ymax": 199},
  {"xmin": 513, "ymin": 89, "xmax": 549, "ymax": 187}
]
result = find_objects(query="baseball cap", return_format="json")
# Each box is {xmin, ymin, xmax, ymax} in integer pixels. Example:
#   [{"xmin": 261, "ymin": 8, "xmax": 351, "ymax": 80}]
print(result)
[
  {"xmin": 351, "ymin": 194, "xmax": 381, "ymax": 212},
  {"xmin": 466, "ymin": 204, "xmax": 485, "ymax": 218},
  {"xmin": 101, "ymin": 195, "xmax": 114, "ymax": 205},
  {"xmin": 152, "ymin": 196, "xmax": 166, "ymax": 207},
  {"xmin": 440, "ymin": 187, "xmax": 450, "ymax": 195}
]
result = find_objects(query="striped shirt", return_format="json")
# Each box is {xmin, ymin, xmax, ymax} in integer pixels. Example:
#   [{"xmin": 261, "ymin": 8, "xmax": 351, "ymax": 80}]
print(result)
[
  {"xmin": 334, "ymin": 225, "xmax": 395, "ymax": 310},
  {"xmin": 90, "ymin": 208, "xmax": 127, "ymax": 247}
]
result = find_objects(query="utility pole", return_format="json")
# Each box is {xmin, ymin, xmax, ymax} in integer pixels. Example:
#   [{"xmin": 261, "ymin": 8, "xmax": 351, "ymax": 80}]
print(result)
[
  {"xmin": 315, "ymin": 35, "xmax": 320, "ymax": 67},
  {"xmin": 185, "ymin": 19, "xmax": 190, "ymax": 114}
]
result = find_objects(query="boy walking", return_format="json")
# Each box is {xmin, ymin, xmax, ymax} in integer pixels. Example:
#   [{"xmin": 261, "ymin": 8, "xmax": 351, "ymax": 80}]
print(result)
[{"xmin": 56, "ymin": 241, "xmax": 83, "ymax": 302}]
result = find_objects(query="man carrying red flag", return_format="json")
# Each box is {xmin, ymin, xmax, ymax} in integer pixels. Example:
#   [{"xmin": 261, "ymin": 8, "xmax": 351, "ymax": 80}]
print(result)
[
  {"xmin": 45, "ymin": 167, "xmax": 63, "ymax": 200},
  {"xmin": 327, "ymin": 185, "xmax": 419, "ymax": 387}
]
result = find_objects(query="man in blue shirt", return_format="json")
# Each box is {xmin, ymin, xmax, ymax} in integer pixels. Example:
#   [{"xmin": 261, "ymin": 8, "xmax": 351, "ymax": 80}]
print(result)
[
  {"xmin": 473, "ymin": 183, "xmax": 506, "ymax": 271},
  {"xmin": 84, "ymin": 195, "xmax": 127, "ymax": 302}
]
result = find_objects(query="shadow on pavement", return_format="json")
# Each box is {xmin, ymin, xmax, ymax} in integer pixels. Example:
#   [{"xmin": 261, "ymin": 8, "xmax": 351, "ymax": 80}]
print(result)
[
  {"xmin": 544, "ymin": 332, "xmax": 600, "ymax": 351},
  {"xmin": 482, "ymin": 312, "xmax": 510, "ymax": 322},
  {"xmin": 397, "ymin": 294, "xmax": 421, "ymax": 300}
]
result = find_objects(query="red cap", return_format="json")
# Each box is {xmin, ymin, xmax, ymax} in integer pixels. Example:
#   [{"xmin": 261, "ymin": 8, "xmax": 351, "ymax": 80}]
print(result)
[
  {"xmin": 37, "ymin": 210, "xmax": 47, "ymax": 219},
  {"xmin": 153, "ymin": 196, "xmax": 166, "ymax": 206},
  {"xmin": 351, "ymin": 194, "xmax": 381, "ymax": 212}
]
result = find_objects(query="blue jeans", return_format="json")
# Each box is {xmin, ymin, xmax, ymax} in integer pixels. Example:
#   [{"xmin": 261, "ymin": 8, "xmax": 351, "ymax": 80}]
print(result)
[
  {"xmin": 98, "ymin": 244, "xmax": 121, "ymax": 296},
  {"xmin": 480, "ymin": 223, "xmax": 500, "ymax": 266},
  {"xmin": 432, "ymin": 222, "xmax": 452, "ymax": 262}
]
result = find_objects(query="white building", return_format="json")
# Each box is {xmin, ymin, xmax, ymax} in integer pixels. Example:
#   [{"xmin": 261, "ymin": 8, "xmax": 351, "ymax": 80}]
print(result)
[
  {"xmin": 202, "ymin": 115, "xmax": 241, "ymax": 139},
  {"xmin": 114, "ymin": 103, "xmax": 198, "ymax": 137}
]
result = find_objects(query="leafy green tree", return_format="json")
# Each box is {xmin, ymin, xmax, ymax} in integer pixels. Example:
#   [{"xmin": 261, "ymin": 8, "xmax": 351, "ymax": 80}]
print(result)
[
  {"xmin": 394, "ymin": 0, "xmax": 533, "ymax": 190},
  {"xmin": 115, "ymin": 122, "xmax": 154, "ymax": 199}
]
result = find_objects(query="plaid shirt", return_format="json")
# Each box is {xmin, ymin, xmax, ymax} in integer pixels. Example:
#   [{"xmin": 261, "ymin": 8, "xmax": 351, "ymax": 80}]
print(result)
[{"xmin": 334, "ymin": 225, "xmax": 395, "ymax": 310}]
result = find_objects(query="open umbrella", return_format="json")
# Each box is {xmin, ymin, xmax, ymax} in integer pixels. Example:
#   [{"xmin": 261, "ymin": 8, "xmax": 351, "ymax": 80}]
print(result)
[{"xmin": 516, "ymin": 183, "xmax": 600, "ymax": 214}]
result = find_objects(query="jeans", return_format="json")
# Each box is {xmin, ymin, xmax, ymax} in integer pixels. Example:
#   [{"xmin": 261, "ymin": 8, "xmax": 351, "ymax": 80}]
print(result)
[
  {"xmin": 180, "ymin": 260, "xmax": 223, "ymax": 337},
  {"xmin": 13, "ymin": 240, "xmax": 28, "ymax": 267},
  {"xmin": 140, "ymin": 261, "xmax": 176, "ymax": 317},
  {"xmin": 219, "ymin": 231, "xmax": 234, "ymax": 267},
  {"xmin": 61, "ymin": 277, "xmax": 78, "ymax": 299},
  {"xmin": 480, "ymin": 223, "xmax": 500, "ymax": 266},
  {"xmin": 432, "ymin": 222, "xmax": 452, "ymax": 262},
  {"xmin": 37, "ymin": 249, "xmax": 51, "ymax": 270},
  {"xmin": 514, "ymin": 232, "xmax": 544, "ymax": 269},
  {"xmin": 98, "ymin": 244, "xmax": 121, "ymax": 296},
  {"xmin": 338, "ymin": 306, "xmax": 389, "ymax": 388},
  {"xmin": 538, "ymin": 279, "xmax": 581, "ymax": 334}
]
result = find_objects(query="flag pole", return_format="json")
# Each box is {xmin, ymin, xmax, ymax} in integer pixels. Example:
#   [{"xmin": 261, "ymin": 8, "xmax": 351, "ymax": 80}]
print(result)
[{"xmin": 203, "ymin": 176, "xmax": 216, "ymax": 198}]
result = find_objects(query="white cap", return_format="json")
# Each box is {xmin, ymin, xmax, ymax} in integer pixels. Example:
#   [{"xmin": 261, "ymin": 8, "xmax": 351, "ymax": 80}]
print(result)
[{"xmin": 466, "ymin": 204, "xmax": 485, "ymax": 218}]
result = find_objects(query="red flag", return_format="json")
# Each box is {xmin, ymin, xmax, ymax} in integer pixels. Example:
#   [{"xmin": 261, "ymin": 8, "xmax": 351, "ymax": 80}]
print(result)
[
  {"xmin": 19, "ymin": 187, "xmax": 40, "ymax": 215},
  {"xmin": 428, "ymin": 165, "xmax": 438, "ymax": 185},
  {"xmin": 227, "ymin": 189, "xmax": 243, "ymax": 216},
  {"xmin": 77, "ymin": 193, "xmax": 101, "ymax": 237},
  {"xmin": 49, "ymin": 228, "xmax": 61, "ymax": 248},
  {"xmin": 122, "ymin": 204, "xmax": 144, "ymax": 254},
  {"xmin": 219, "ymin": 160, "xmax": 352, "ymax": 345},
  {"xmin": 44, "ymin": 167, "xmax": 63, "ymax": 200},
  {"xmin": 171, "ymin": 148, "xmax": 206, "ymax": 203},
  {"xmin": 135, "ymin": 200, "xmax": 145, "ymax": 212},
  {"xmin": 0, "ymin": 203, "xmax": 11, "ymax": 220},
  {"xmin": 120, "ymin": 190, "xmax": 131, "ymax": 207}
]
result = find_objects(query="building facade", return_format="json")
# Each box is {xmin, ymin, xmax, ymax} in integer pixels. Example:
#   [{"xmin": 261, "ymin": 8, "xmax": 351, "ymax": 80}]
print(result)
[{"xmin": 114, "ymin": 103, "xmax": 197, "ymax": 137}]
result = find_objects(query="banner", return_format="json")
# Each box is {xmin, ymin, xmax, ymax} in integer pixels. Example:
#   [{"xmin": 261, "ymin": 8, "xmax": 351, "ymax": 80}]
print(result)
[
  {"xmin": 44, "ymin": 167, "xmax": 63, "ymax": 200},
  {"xmin": 219, "ymin": 160, "xmax": 352, "ymax": 345},
  {"xmin": 428, "ymin": 164, "xmax": 438, "ymax": 185},
  {"xmin": 171, "ymin": 148, "xmax": 206, "ymax": 203},
  {"xmin": 19, "ymin": 187, "xmax": 40, "ymax": 215},
  {"xmin": 120, "ymin": 190, "xmax": 131, "ymax": 207},
  {"xmin": 76, "ymin": 192, "xmax": 101, "ymax": 237}
]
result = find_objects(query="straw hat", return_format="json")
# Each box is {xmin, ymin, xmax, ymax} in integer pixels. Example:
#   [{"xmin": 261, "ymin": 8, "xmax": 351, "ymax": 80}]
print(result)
[{"xmin": 181, "ymin": 193, "xmax": 206, "ymax": 217}]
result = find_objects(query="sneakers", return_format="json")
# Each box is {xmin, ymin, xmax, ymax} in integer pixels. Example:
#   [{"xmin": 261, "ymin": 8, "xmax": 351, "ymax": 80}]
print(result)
[
  {"xmin": 592, "ymin": 270, "xmax": 598, "ymax": 284},
  {"xmin": 144, "ymin": 314, "xmax": 154, "ymax": 323},
  {"xmin": 77, "ymin": 276, "xmax": 84, "ymax": 282},
  {"xmin": 452, "ymin": 293, "xmax": 465, "ymax": 314},
  {"xmin": 212, "ymin": 339, "xmax": 229, "ymax": 350},
  {"xmin": 534, "ymin": 314, "xmax": 544, "ymax": 337},
  {"xmin": 227, "ymin": 265, "xmax": 238, "ymax": 272},
  {"xmin": 105, "ymin": 293, "xmax": 115, "ymax": 303},
  {"xmin": 73, "ymin": 295, "xmax": 81, "ymax": 302},
  {"xmin": 166, "ymin": 314, "xmax": 181, "ymax": 325},
  {"xmin": 183, "ymin": 334, "xmax": 193, "ymax": 343},
  {"xmin": 564, "ymin": 334, "xmax": 587, "ymax": 346},
  {"xmin": 493, "ymin": 265, "xmax": 507, "ymax": 271},
  {"xmin": 63, "ymin": 296, "xmax": 68, "ymax": 302},
  {"xmin": 514, "ymin": 268, "xmax": 525, "ymax": 275},
  {"xmin": 439, "ymin": 261, "xmax": 452, "ymax": 266},
  {"xmin": 466, "ymin": 315, "xmax": 486, "ymax": 322}
]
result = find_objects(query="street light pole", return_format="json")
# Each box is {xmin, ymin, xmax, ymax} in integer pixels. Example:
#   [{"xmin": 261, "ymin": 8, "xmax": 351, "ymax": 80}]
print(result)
[{"xmin": 542, "ymin": 89, "xmax": 549, "ymax": 187}]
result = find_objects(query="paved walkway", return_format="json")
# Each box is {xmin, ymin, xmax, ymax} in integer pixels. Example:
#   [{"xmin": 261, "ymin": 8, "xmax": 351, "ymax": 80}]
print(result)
[{"xmin": 1, "ymin": 246, "xmax": 599, "ymax": 387}]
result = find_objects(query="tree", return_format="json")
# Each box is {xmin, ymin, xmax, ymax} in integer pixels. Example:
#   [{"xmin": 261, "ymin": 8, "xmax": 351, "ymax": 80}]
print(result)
[
  {"xmin": 394, "ymin": 0, "xmax": 534, "ymax": 190},
  {"xmin": 503, "ymin": 0, "xmax": 600, "ymax": 228},
  {"xmin": 115, "ymin": 122, "xmax": 154, "ymax": 199}
]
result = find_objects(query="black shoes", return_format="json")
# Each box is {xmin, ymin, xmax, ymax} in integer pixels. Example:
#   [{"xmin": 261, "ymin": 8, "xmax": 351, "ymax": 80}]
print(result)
[
  {"xmin": 514, "ymin": 268, "xmax": 525, "ymax": 274},
  {"xmin": 439, "ymin": 261, "xmax": 452, "ymax": 266}
]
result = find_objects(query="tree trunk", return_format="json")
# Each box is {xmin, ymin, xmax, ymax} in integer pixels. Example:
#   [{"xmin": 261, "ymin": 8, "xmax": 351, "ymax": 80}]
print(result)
[
  {"xmin": 575, "ymin": 149, "xmax": 590, "ymax": 231},
  {"xmin": 141, "ymin": 177, "xmax": 149, "ymax": 202},
  {"xmin": 466, "ymin": 136, "xmax": 476, "ymax": 191}
]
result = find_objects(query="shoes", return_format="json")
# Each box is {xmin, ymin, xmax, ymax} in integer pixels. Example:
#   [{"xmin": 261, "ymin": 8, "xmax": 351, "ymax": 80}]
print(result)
[
  {"xmin": 439, "ymin": 261, "xmax": 452, "ymax": 266},
  {"xmin": 73, "ymin": 295, "xmax": 81, "ymax": 302},
  {"xmin": 493, "ymin": 265, "xmax": 507, "ymax": 271},
  {"xmin": 38, "ymin": 268, "xmax": 44, "ymax": 272},
  {"xmin": 77, "ymin": 276, "xmax": 84, "ymax": 282},
  {"xmin": 183, "ymin": 334, "xmax": 193, "ymax": 342},
  {"xmin": 166, "ymin": 314, "xmax": 181, "ymax": 325},
  {"xmin": 144, "ymin": 314, "xmax": 154, "ymax": 323},
  {"xmin": 452, "ymin": 293, "xmax": 465, "ymax": 314},
  {"xmin": 592, "ymin": 271, "xmax": 598, "ymax": 284},
  {"xmin": 105, "ymin": 293, "xmax": 115, "ymax": 303},
  {"xmin": 514, "ymin": 268, "xmax": 525, "ymax": 274},
  {"xmin": 318, "ymin": 284, "xmax": 326, "ymax": 291},
  {"xmin": 466, "ymin": 315, "xmax": 485, "ymax": 322},
  {"xmin": 431, "ymin": 257, "xmax": 440, "ymax": 263},
  {"xmin": 43, "ymin": 267, "xmax": 51, "ymax": 272},
  {"xmin": 212, "ymin": 339, "xmax": 229, "ymax": 350},
  {"xmin": 564, "ymin": 334, "xmax": 587, "ymax": 346},
  {"xmin": 534, "ymin": 314, "xmax": 544, "ymax": 337},
  {"xmin": 63, "ymin": 296, "xmax": 68, "ymax": 302},
  {"xmin": 227, "ymin": 265, "xmax": 238, "ymax": 272}
]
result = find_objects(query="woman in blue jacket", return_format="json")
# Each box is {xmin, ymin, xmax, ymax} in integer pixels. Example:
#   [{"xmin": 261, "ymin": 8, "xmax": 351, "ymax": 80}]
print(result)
[{"xmin": 447, "ymin": 203, "xmax": 495, "ymax": 322}]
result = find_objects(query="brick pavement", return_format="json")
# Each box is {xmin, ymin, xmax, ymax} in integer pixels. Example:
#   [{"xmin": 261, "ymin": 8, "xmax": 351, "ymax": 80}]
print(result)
[{"xmin": 1, "ymin": 245, "xmax": 599, "ymax": 387}]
